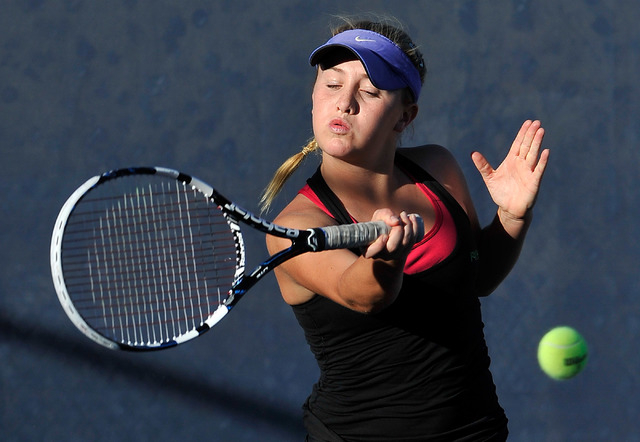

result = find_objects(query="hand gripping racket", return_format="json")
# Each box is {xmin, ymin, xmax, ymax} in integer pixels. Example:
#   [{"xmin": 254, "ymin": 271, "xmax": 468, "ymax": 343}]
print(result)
[{"xmin": 50, "ymin": 167, "xmax": 389, "ymax": 351}]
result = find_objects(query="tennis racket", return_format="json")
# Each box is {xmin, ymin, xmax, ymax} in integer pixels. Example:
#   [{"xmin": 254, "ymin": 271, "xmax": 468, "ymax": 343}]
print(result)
[{"xmin": 50, "ymin": 167, "xmax": 389, "ymax": 351}]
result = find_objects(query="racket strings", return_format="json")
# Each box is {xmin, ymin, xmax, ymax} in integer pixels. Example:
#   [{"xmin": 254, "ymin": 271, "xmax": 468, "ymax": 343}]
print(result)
[{"xmin": 60, "ymin": 176, "xmax": 241, "ymax": 346}]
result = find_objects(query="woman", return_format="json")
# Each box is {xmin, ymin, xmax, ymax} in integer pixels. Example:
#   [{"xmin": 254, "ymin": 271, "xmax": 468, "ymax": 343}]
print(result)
[{"xmin": 262, "ymin": 18, "xmax": 549, "ymax": 441}]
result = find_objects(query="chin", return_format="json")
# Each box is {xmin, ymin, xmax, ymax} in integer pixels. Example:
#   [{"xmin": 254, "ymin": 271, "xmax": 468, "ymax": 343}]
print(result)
[{"xmin": 317, "ymin": 137, "xmax": 354, "ymax": 156}]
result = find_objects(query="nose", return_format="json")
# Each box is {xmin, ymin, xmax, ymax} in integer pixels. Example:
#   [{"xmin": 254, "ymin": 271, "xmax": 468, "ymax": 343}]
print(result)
[{"xmin": 337, "ymin": 89, "xmax": 358, "ymax": 114}]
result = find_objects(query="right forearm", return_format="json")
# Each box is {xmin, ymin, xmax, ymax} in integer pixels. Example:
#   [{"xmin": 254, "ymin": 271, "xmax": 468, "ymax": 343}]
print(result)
[{"xmin": 337, "ymin": 256, "xmax": 405, "ymax": 313}]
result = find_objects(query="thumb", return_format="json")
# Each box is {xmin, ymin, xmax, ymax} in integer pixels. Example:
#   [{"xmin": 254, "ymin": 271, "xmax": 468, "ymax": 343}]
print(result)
[{"xmin": 471, "ymin": 151, "xmax": 493, "ymax": 179}]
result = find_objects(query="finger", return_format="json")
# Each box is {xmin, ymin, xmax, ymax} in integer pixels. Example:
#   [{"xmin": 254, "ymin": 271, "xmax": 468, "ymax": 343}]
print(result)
[
  {"xmin": 525, "ymin": 126, "xmax": 545, "ymax": 168},
  {"xmin": 510, "ymin": 120, "xmax": 533, "ymax": 157},
  {"xmin": 519, "ymin": 120, "xmax": 542, "ymax": 159},
  {"xmin": 409, "ymin": 213, "xmax": 425, "ymax": 240},
  {"xmin": 533, "ymin": 148, "xmax": 550, "ymax": 179},
  {"xmin": 471, "ymin": 151, "xmax": 494, "ymax": 180},
  {"xmin": 399, "ymin": 211, "xmax": 414, "ymax": 245},
  {"xmin": 371, "ymin": 208, "xmax": 400, "ymax": 224},
  {"xmin": 363, "ymin": 234, "xmax": 388, "ymax": 259},
  {"xmin": 384, "ymin": 225, "xmax": 404, "ymax": 254},
  {"xmin": 399, "ymin": 212, "xmax": 424, "ymax": 248}
]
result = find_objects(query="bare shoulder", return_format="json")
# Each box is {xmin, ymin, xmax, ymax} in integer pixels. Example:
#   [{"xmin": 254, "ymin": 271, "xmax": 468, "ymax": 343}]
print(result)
[
  {"xmin": 399, "ymin": 145, "xmax": 480, "ymax": 228},
  {"xmin": 399, "ymin": 145, "xmax": 466, "ymax": 189},
  {"xmin": 266, "ymin": 193, "xmax": 336, "ymax": 252},
  {"xmin": 265, "ymin": 193, "xmax": 350, "ymax": 307}
]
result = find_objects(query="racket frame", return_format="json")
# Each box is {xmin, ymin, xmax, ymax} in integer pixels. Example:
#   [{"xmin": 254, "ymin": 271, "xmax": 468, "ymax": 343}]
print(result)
[{"xmin": 51, "ymin": 167, "xmax": 386, "ymax": 351}]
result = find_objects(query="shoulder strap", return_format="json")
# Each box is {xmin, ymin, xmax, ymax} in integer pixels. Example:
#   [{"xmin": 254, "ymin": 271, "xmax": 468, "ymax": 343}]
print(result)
[
  {"xmin": 306, "ymin": 167, "xmax": 354, "ymax": 225},
  {"xmin": 306, "ymin": 167, "xmax": 362, "ymax": 255},
  {"xmin": 306, "ymin": 154, "xmax": 467, "ymax": 227},
  {"xmin": 395, "ymin": 151, "xmax": 468, "ymax": 218},
  {"xmin": 394, "ymin": 151, "xmax": 434, "ymax": 184},
  {"xmin": 306, "ymin": 155, "xmax": 437, "ymax": 223}
]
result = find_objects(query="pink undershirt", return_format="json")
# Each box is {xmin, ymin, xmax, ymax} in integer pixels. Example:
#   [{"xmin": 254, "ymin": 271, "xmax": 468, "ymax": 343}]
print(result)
[{"xmin": 298, "ymin": 178, "xmax": 457, "ymax": 275}]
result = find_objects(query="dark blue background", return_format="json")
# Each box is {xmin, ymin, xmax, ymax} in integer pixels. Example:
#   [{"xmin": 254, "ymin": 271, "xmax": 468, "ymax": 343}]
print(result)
[{"xmin": 2, "ymin": 1, "xmax": 639, "ymax": 440}]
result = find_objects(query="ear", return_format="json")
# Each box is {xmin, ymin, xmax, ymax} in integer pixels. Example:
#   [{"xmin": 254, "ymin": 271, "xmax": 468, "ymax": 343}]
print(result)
[{"xmin": 394, "ymin": 104, "xmax": 419, "ymax": 132}]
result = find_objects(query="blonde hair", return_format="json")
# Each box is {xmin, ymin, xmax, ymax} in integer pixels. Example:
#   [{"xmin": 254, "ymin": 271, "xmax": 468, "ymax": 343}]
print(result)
[
  {"xmin": 259, "ymin": 138, "xmax": 319, "ymax": 213},
  {"xmin": 259, "ymin": 17, "xmax": 425, "ymax": 214}
]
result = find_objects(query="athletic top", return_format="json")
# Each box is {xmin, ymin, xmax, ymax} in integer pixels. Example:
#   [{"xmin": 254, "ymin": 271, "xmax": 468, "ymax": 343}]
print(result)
[
  {"xmin": 299, "ymin": 163, "xmax": 457, "ymax": 275},
  {"xmin": 291, "ymin": 152, "xmax": 507, "ymax": 441}
]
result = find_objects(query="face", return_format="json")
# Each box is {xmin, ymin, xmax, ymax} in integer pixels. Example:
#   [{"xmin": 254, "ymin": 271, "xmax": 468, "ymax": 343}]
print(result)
[{"xmin": 311, "ymin": 54, "xmax": 416, "ymax": 164}]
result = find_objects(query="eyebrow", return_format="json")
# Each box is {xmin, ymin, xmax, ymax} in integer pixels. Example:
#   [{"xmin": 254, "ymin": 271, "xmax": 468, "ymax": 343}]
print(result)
[
  {"xmin": 322, "ymin": 65, "xmax": 372, "ymax": 83},
  {"xmin": 321, "ymin": 65, "xmax": 345, "ymax": 74}
]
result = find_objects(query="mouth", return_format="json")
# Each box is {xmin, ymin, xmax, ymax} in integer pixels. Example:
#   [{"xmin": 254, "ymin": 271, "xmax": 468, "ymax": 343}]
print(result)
[{"xmin": 329, "ymin": 118, "xmax": 350, "ymax": 134}]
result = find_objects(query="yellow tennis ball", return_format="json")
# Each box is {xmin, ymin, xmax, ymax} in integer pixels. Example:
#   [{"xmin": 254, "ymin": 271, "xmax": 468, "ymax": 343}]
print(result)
[{"xmin": 537, "ymin": 326, "xmax": 588, "ymax": 380}]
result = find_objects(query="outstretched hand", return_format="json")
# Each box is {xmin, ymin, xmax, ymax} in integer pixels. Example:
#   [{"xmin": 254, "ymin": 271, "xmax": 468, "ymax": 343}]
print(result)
[{"xmin": 471, "ymin": 120, "xmax": 550, "ymax": 220}]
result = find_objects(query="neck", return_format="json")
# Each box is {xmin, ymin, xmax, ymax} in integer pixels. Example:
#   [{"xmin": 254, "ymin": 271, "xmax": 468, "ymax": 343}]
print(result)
[{"xmin": 320, "ymin": 151, "xmax": 402, "ymax": 208}]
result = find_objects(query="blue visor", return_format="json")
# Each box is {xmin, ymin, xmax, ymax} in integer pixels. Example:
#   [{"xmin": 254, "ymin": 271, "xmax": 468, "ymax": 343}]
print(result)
[{"xmin": 309, "ymin": 29, "xmax": 422, "ymax": 101}]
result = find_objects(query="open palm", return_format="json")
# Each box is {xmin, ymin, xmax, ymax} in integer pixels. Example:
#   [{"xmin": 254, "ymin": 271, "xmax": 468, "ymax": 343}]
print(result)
[{"xmin": 471, "ymin": 120, "xmax": 550, "ymax": 219}]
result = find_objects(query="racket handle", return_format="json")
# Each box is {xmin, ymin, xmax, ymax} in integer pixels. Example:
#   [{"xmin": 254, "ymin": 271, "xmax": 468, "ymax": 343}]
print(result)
[{"xmin": 321, "ymin": 221, "xmax": 390, "ymax": 250}]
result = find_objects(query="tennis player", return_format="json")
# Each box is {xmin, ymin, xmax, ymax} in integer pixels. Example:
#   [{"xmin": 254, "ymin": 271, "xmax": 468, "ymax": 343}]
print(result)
[{"xmin": 262, "ymin": 18, "xmax": 548, "ymax": 441}]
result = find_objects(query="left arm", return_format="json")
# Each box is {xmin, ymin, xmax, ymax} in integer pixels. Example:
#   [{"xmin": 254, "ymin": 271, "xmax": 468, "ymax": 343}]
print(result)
[
  {"xmin": 403, "ymin": 120, "xmax": 548, "ymax": 296},
  {"xmin": 472, "ymin": 120, "xmax": 549, "ymax": 295}
]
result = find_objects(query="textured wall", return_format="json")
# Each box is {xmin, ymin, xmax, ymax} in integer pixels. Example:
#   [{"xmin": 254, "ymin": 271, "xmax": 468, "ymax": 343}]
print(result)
[{"xmin": 2, "ymin": 1, "xmax": 639, "ymax": 440}]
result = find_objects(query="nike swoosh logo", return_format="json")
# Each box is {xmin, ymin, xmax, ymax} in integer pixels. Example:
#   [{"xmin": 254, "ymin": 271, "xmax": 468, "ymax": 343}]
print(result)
[{"xmin": 355, "ymin": 36, "xmax": 375, "ymax": 42}]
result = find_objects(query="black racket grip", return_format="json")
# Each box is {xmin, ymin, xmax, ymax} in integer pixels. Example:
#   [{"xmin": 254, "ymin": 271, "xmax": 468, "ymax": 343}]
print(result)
[{"xmin": 321, "ymin": 221, "xmax": 390, "ymax": 250}]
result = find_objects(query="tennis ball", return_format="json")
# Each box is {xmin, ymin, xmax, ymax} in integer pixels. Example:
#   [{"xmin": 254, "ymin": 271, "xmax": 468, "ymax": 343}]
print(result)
[{"xmin": 537, "ymin": 326, "xmax": 588, "ymax": 380}]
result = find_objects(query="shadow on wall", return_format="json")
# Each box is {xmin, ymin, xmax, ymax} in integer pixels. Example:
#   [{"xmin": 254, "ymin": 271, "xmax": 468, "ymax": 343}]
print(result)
[{"xmin": 0, "ymin": 311, "xmax": 302, "ymax": 433}]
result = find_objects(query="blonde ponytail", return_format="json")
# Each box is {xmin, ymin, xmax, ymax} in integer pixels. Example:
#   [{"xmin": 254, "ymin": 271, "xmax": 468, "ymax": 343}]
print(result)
[{"xmin": 259, "ymin": 138, "xmax": 319, "ymax": 214}]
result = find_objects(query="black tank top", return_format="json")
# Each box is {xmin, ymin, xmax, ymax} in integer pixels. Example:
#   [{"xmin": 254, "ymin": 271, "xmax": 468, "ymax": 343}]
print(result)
[{"xmin": 291, "ymin": 153, "xmax": 507, "ymax": 441}]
